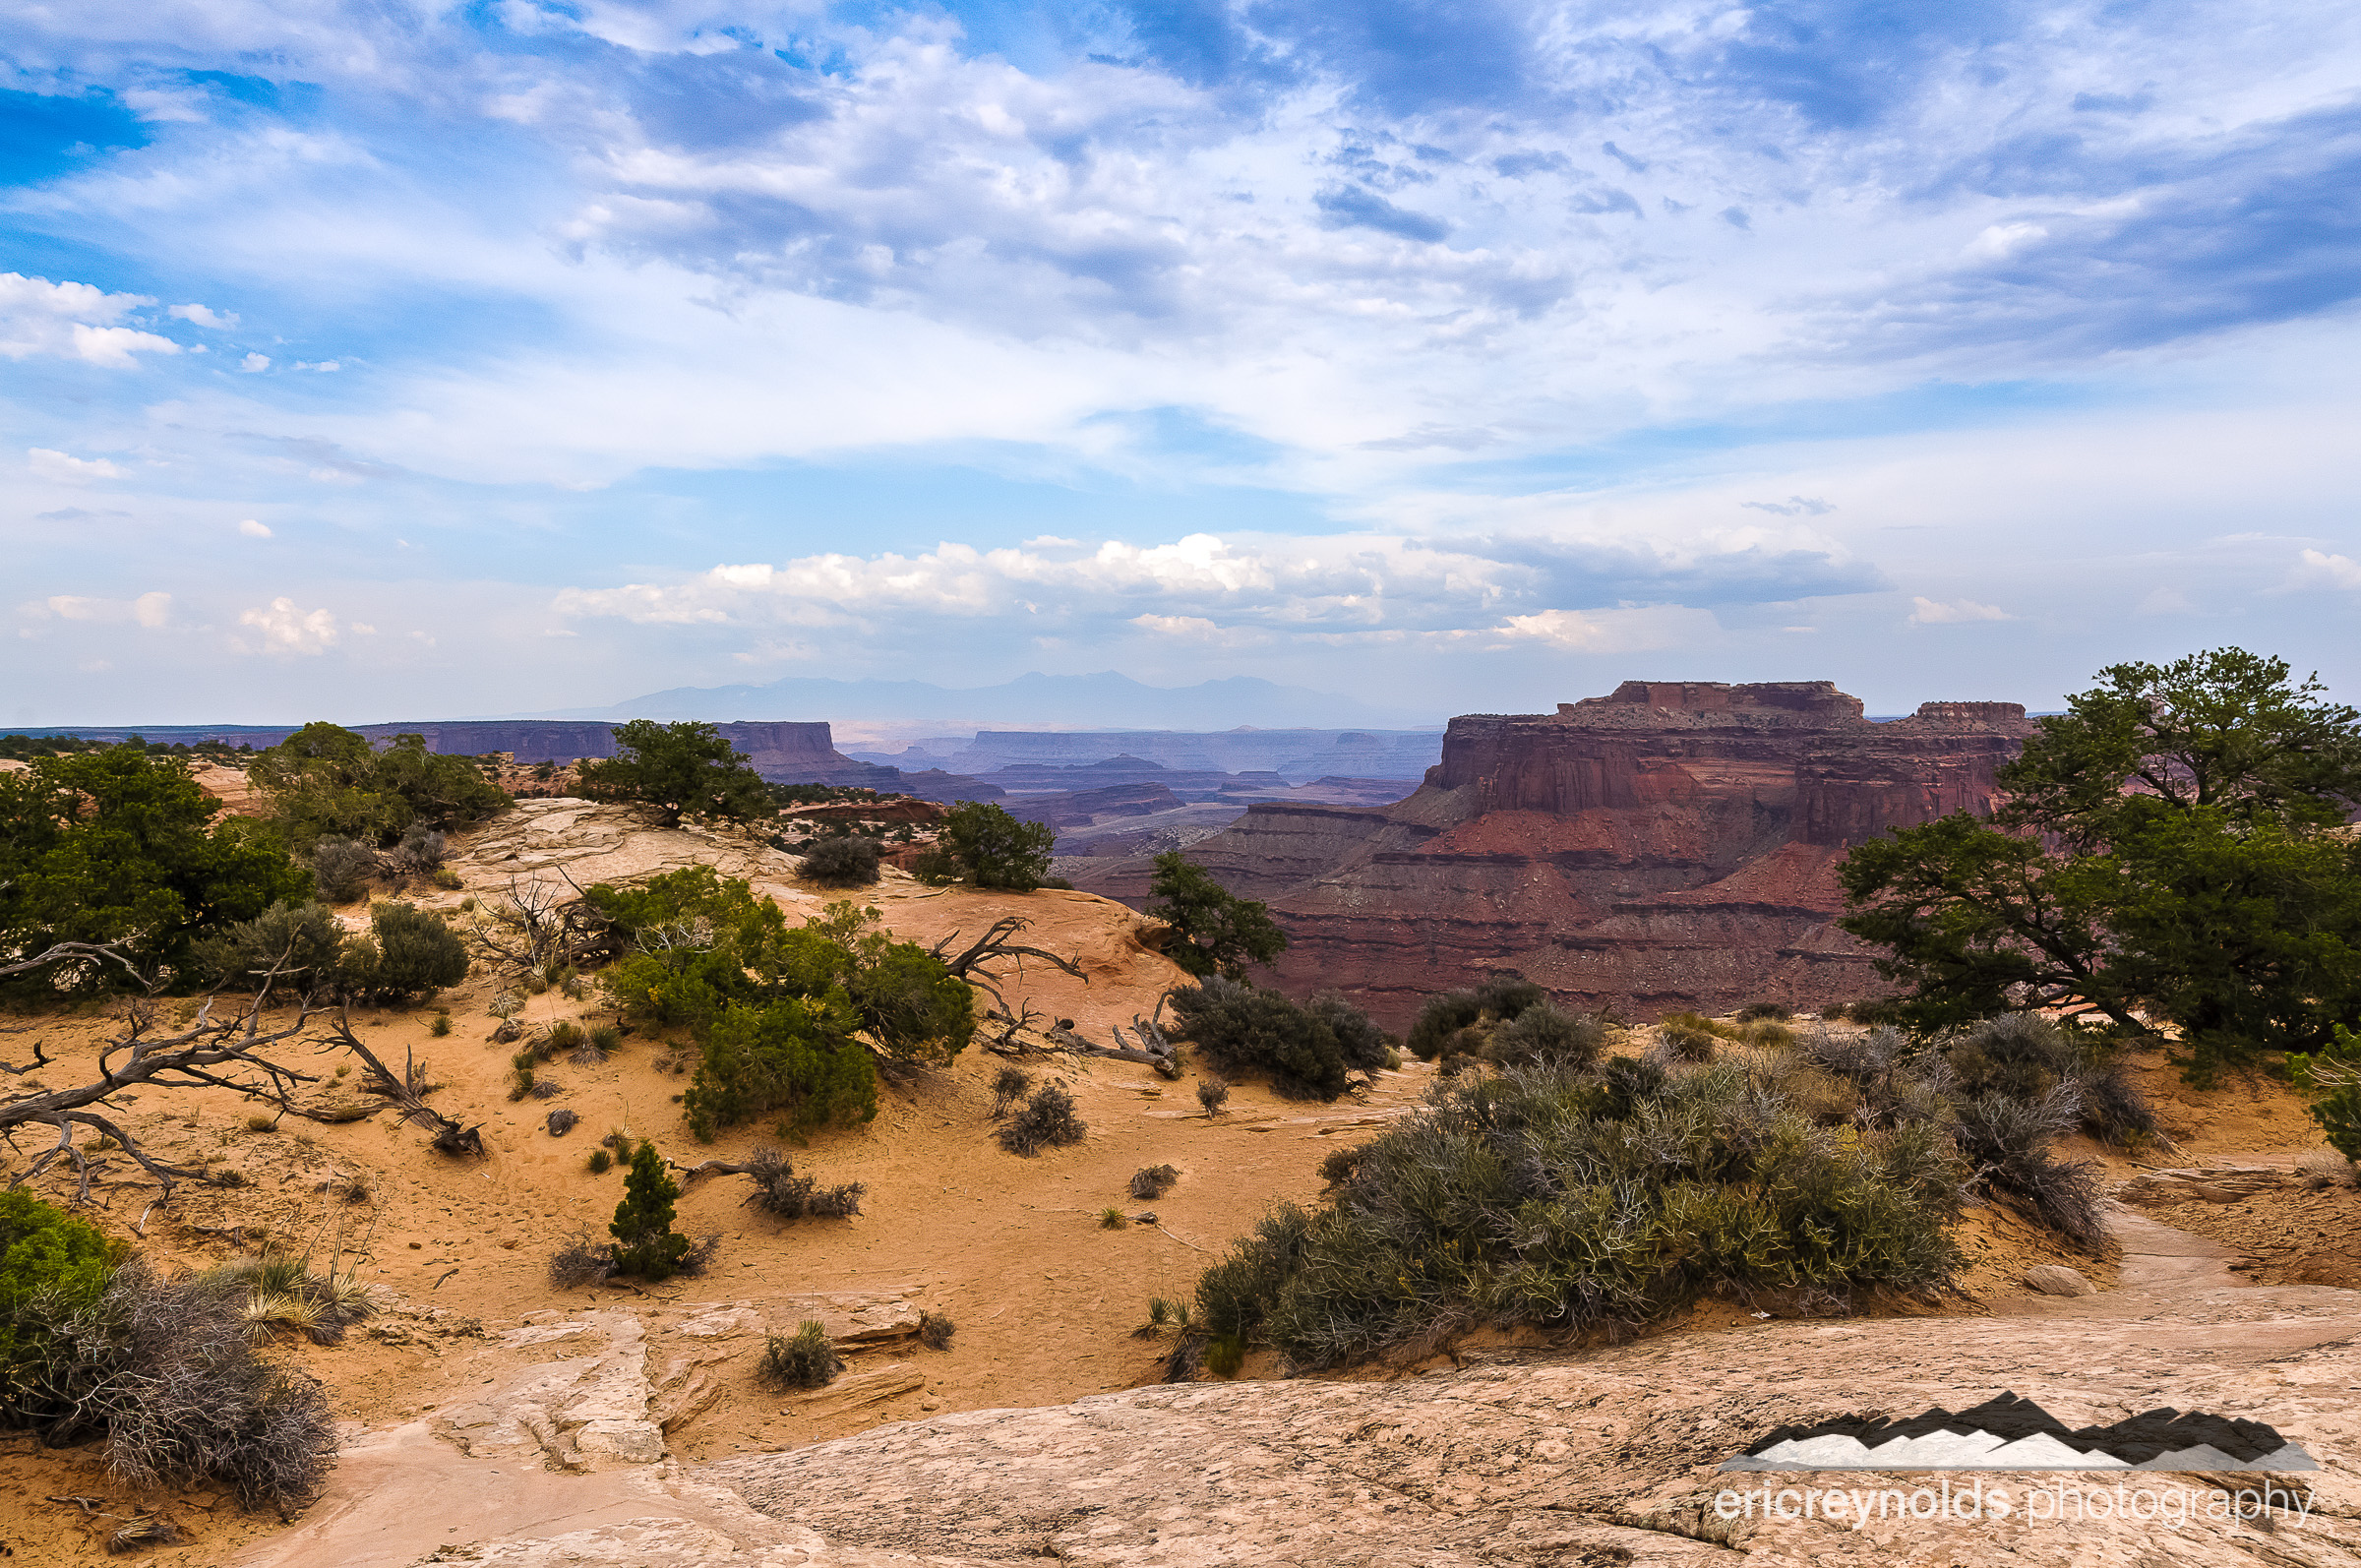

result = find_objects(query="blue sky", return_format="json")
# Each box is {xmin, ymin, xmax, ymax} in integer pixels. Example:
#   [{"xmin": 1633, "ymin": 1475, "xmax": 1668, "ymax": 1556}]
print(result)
[{"xmin": 5, "ymin": 0, "xmax": 2359, "ymax": 726}]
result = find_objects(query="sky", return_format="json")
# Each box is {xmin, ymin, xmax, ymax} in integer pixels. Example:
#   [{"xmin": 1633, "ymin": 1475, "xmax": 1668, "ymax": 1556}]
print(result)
[{"xmin": 4, "ymin": 0, "xmax": 2359, "ymax": 727}]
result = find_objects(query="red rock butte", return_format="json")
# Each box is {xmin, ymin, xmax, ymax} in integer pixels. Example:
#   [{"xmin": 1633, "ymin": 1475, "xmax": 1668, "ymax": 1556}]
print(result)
[{"xmin": 1175, "ymin": 680, "xmax": 2038, "ymax": 1026}]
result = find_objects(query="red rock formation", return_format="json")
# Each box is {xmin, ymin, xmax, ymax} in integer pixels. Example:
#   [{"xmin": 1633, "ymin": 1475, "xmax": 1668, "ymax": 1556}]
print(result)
[{"xmin": 1125, "ymin": 681, "xmax": 2036, "ymax": 1027}]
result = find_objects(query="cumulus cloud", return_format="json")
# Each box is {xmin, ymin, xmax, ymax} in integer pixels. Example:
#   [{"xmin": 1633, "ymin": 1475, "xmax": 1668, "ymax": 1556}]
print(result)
[
  {"xmin": 1909, "ymin": 595, "xmax": 2013, "ymax": 625},
  {"xmin": 238, "ymin": 597, "xmax": 343, "ymax": 654},
  {"xmin": 240, "ymin": 352, "xmax": 272, "ymax": 372},
  {"xmin": 169, "ymin": 302, "xmax": 238, "ymax": 329},
  {"xmin": 0, "ymin": 274, "xmax": 180, "ymax": 366},
  {"xmin": 239, "ymin": 518, "xmax": 273, "ymax": 537},
  {"xmin": 29, "ymin": 448, "xmax": 125, "ymax": 483},
  {"xmin": 2289, "ymin": 549, "xmax": 2361, "ymax": 590}
]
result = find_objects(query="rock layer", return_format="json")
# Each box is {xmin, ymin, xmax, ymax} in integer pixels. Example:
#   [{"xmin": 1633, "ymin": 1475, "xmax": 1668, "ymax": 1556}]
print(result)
[{"xmin": 1152, "ymin": 680, "xmax": 2038, "ymax": 1025}]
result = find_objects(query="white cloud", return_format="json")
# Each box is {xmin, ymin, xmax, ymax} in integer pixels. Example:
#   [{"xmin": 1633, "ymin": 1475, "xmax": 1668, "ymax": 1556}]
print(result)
[
  {"xmin": 293, "ymin": 359, "xmax": 341, "ymax": 372},
  {"xmin": 238, "ymin": 597, "xmax": 343, "ymax": 654},
  {"xmin": 239, "ymin": 518, "xmax": 273, "ymax": 538},
  {"xmin": 2137, "ymin": 585, "xmax": 2196, "ymax": 614},
  {"xmin": 30, "ymin": 591, "xmax": 172, "ymax": 628},
  {"xmin": 1493, "ymin": 606, "xmax": 1717, "ymax": 652},
  {"xmin": 2289, "ymin": 548, "xmax": 2361, "ymax": 590},
  {"xmin": 169, "ymin": 303, "xmax": 239, "ymax": 329},
  {"xmin": 240, "ymin": 352, "xmax": 272, "ymax": 372},
  {"xmin": 0, "ymin": 273, "xmax": 181, "ymax": 367},
  {"xmin": 1909, "ymin": 596, "xmax": 2013, "ymax": 625},
  {"xmin": 29, "ymin": 448, "xmax": 125, "ymax": 483}
]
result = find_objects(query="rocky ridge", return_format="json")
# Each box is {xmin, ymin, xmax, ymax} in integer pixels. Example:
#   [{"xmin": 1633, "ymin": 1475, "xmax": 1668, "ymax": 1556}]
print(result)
[{"xmin": 1074, "ymin": 680, "xmax": 2039, "ymax": 1024}]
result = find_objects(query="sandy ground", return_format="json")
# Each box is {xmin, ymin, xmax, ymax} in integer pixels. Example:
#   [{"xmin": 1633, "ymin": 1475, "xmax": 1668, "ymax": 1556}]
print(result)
[{"xmin": 0, "ymin": 802, "xmax": 2351, "ymax": 1563}]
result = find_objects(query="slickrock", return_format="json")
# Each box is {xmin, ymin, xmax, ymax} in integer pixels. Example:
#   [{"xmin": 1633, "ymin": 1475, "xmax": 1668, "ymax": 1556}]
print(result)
[{"xmin": 1103, "ymin": 680, "xmax": 2039, "ymax": 1024}]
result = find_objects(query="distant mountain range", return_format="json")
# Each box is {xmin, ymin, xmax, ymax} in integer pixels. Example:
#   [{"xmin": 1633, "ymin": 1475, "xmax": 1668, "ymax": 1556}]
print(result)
[{"xmin": 501, "ymin": 672, "xmax": 1440, "ymax": 731}]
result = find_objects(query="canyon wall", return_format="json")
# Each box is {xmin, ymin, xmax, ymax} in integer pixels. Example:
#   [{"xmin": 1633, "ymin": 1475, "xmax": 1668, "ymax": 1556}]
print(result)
[{"xmin": 1135, "ymin": 681, "xmax": 2038, "ymax": 1027}]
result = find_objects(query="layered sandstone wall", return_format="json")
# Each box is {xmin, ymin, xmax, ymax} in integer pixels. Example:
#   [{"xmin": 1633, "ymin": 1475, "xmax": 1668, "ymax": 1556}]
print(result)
[{"xmin": 1149, "ymin": 683, "xmax": 2037, "ymax": 1027}]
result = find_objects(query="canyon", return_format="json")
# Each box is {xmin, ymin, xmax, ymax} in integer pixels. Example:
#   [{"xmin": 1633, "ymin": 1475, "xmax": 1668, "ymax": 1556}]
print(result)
[{"xmin": 1070, "ymin": 680, "xmax": 2039, "ymax": 1026}]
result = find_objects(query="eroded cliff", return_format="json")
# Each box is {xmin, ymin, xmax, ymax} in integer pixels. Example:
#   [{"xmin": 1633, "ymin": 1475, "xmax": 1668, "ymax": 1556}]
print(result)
[{"xmin": 1138, "ymin": 681, "xmax": 2038, "ymax": 1025}]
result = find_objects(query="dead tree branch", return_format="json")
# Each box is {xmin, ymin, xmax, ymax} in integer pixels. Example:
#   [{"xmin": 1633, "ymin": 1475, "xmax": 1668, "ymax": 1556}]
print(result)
[
  {"xmin": 320, "ymin": 1023, "xmax": 485, "ymax": 1158},
  {"xmin": 931, "ymin": 917, "xmax": 1087, "ymax": 1011}
]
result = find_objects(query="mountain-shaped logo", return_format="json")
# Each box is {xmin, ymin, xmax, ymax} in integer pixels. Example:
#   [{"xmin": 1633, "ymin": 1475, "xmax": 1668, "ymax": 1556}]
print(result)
[{"xmin": 1723, "ymin": 1393, "xmax": 2319, "ymax": 1472}]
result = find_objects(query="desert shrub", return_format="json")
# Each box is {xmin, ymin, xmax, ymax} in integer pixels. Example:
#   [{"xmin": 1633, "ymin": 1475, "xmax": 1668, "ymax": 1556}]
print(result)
[
  {"xmin": 2293, "ymin": 1024, "xmax": 2361, "ymax": 1164},
  {"xmin": 1195, "ymin": 1076, "xmax": 1230, "ymax": 1116},
  {"xmin": 585, "ymin": 1149, "xmax": 612, "ymax": 1174},
  {"xmin": 63, "ymin": 1263, "xmax": 337, "ymax": 1512},
  {"xmin": 609, "ymin": 1143, "xmax": 694, "ymax": 1281},
  {"xmin": 1485, "ymin": 1003, "xmax": 1606, "ymax": 1070},
  {"xmin": 1736, "ymin": 1002, "xmax": 1792, "ymax": 1022},
  {"xmin": 189, "ymin": 901, "xmax": 344, "ymax": 994},
  {"xmin": 1946, "ymin": 1012, "xmax": 2157, "ymax": 1150},
  {"xmin": 338, "ymin": 902, "xmax": 468, "ymax": 1003},
  {"xmin": 683, "ymin": 998, "xmax": 878, "ymax": 1141},
  {"xmin": 1099, "ymin": 1206, "xmax": 1128, "ymax": 1230},
  {"xmin": 1167, "ymin": 977, "xmax": 1391, "ymax": 1101},
  {"xmin": 999, "ymin": 1083, "xmax": 1086, "ymax": 1156},
  {"xmin": 1406, "ymin": 977, "xmax": 1549, "ymax": 1062},
  {"xmin": 429, "ymin": 1011, "xmax": 452, "ymax": 1037},
  {"xmin": 0, "ymin": 1191, "xmax": 121, "ymax": 1417},
  {"xmin": 546, "ymin": 1108, "xmax": 579, "ymax": 1136},
  {"xmin": 991, "ymin": 1066, "xmax": 1032, "ymax": 1119},
  {"xmin": 387, "ymin": 824, "xmax": 447, "ymax": 874},
  {"xmin": 1129, "ymin": 1165, "xmax": 1179, "ymax": 1200},
  {"xmin": 1316, "ymin": 1143, "xmax": 1362, "ymax": 1185},
  {"xmin": 759, "ymin": 1321, "xmax": 842, "ymax": 1389},
  {"xmin": 548, "ymin": 1229, "xmax": 612, "ymax": 1288},
  {"xmin": 741, "ymin": 1147, "xmax": 866, "ymax": 1221},
  {"xmin": 1658, "ymin": 1014, "xmax": 1721, "ymax": 1061},
  {"xmin": 1736, "ymin": 1019, "xmax": 1794, "ymax": 1049},
  {"xmin": 800, "ymin": 835, "xmax": 881, "ymax": 886},
  {"xmin": 918, "ymin": 1310, "xmax": 955, "ymax": 1351},
  {"xmin": 1951, "ymin": 1088, "xmax": 2105, "ymax": 1247},
  {"xmin": 0, "ymin": 1222, "xmax": 340, "ymax": 1512},
  {"xmin": 309, "ymin": 838, "xmax": 376, "ymax": 903},
  {"xmin": 1186, "ymin": 1057, "xmax": 1965, "ymax": 1370}
]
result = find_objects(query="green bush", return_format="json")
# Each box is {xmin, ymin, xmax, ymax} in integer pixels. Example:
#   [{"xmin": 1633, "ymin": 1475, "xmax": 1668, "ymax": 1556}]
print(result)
[
  {"xmin": 189, "ymin": 900, "xmax": 344, "ymax": 993},
  {"xmin": 609, "ymin": 1143, "xmax": 695, "ymax": 1281},
  {"xmin": 250, "ymin": 724, "xmax": 507, "ymax": 851},
  {"xmin": 0, "ymin": 1191, "xmax": 121, "ymax": 1419},
  {"xmin": 1406, "ymin": 978, "xmax": 1549, "ymax": 1062},
  {"xmin": 0, "ymin": 748, "xmax": 312, "ymax": 989},
  {"xmin": 923, "ymin": 801, "xmax": 1056, "ymax": 891},
  {"xmin": 1185, "ymin": 1057, "xmax": 1964, "ymax": 1370},
  {"xmin": 800, "ymin": 835, "xmax": 881, "ymax": 886},
  {"xmin": 1167, "ymin": 977, "xmax": 1391, "ymax": 1101},
  {"xmin": 338, "ymin": 902, "xmax": 469, "ymax": 1003},
  {"xmin": 2292, "ymin": 1024, "xmax": 2361, "ymax": 1163},
  {"xmin": 683, "ymin": 998, "xmax": 878, "ymax": 1140},
  {"xmin": 1484, "ymin": 1003, "xmax": 1606, "ymax": 1070}
]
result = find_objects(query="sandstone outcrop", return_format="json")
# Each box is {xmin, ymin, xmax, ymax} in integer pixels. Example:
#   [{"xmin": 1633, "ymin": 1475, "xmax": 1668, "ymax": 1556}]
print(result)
[
  {"xmin": 1092, "ymin": 681, "xmax": 2038, "ymax": 1025},
  {"xmin": 275, "ymin": 1211, "xmax": 2361, "ymax": 1568}
]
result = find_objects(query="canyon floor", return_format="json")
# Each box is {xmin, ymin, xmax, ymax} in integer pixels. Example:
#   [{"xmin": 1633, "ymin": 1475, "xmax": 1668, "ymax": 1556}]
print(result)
[{"xmin": 0, "ymin": 801, "xmax": 2350, "ymax": 1566}]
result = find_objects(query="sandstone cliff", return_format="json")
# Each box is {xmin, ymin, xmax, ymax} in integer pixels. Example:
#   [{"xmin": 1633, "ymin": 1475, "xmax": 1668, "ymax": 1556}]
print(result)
[{"xmin": 1104, "ymin": 681, "xmax": 2037, "ymax": 1025}]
